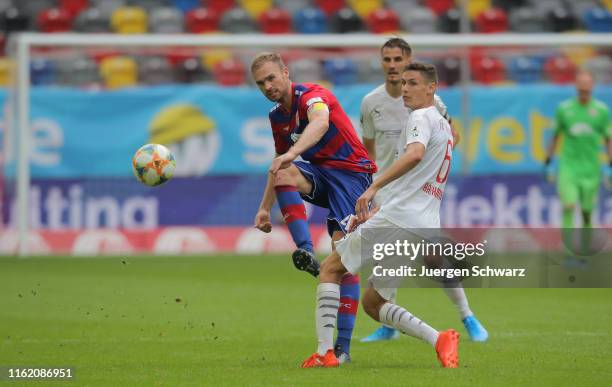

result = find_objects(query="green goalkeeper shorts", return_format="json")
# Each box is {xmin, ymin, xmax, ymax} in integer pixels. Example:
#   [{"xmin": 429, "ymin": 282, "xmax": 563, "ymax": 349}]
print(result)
[{"xmin": 557, "ymin": 169, "xmax": 600, "ymax": 211}]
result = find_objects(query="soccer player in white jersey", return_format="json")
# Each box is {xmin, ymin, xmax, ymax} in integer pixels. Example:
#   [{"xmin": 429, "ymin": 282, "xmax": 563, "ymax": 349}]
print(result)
[
  {"xmin": 301, "ymin": 62, "xmax": 460, "ymax": 369},
  {"xmin": 359, "ymin": 38, "xmax": 488, "ymax": 343}
]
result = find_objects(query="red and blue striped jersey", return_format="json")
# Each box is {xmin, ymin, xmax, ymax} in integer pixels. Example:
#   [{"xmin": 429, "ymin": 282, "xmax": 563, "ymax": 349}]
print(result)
[{"xmin": 269, "ymin": 83, "xmax": 377, "ymax": 174}]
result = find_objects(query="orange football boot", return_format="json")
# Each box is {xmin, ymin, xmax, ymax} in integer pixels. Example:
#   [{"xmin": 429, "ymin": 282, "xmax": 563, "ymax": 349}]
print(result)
[
  {"xmin": 435, "ymin": 329, "xmax": 460, "ymax": 368},
  {"xmin": 301, "ymin": 349, "xmax": 340, "ymax": 368}
]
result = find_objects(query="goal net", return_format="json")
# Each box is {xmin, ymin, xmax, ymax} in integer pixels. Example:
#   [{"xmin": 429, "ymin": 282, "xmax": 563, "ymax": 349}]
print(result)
[{"xmin": 2, "ymin": 33, "xmax": 612, "ymax": 256}]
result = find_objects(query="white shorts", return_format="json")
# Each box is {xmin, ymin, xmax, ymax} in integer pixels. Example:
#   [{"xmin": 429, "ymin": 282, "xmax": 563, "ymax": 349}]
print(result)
[{"xmin": 334, "ymin": 211, "xmax": 422, "ymax": 301}]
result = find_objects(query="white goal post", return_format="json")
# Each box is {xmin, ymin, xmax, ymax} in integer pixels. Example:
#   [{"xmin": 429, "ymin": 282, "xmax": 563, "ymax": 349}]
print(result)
[{"xmin": 8, "ymin": 32, "xmax": 612, "ymax": 256}]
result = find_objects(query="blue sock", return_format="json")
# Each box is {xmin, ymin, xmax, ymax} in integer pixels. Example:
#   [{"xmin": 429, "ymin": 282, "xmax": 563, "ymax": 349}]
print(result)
[
  {"xmin": 275, "ymin": 185, "xmax": 313, "ymax": 252},
  {"xmin": 336, "ymin": 273, "xmax": 360, "ymax": 354}
]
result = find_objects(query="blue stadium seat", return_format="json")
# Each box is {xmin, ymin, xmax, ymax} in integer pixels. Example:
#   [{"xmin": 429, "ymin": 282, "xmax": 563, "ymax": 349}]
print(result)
[
  {"xmin": 323, "ymin": 58, "xmax": 357, "ymax": 85},
  {"xmin": 293, "ymin": 6, "xmax": 327, "ymax": 34},
  {"xmin": 30, "ymin": 58, "xmax": 57, "ymax": 86},
  {"xmin": 583, "ymin": 7, "xmax": 612, "ymax": 32},
  {"xmin": 173, "ymin": 0, "xmax": 200, "ymax": 13},
  {"xmin": 508, "ymin": 56, "xmax": 542, "ymax": 83}
]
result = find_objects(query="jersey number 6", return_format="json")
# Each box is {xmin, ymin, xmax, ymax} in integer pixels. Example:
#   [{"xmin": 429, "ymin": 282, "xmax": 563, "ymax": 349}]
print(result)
[{"xmin": 436, "ymin": 140, "xmax": 453, "ymax": 184}]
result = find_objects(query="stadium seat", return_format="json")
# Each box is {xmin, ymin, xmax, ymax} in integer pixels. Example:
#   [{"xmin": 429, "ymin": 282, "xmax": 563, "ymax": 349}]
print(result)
[
  {"xmin": 471, "ymin": 56, "xmax": 506, "ymax": 84},
  {"xmin": 186, "ymin": 7, "xmax": 219, "ymax": 32},
  {"xmin": 465, "ymin": 0, "xmax": 491, "ymax": 20},
  {"xmin": 176, "ymin": 56, "xmax": 213, "ymax": 83},
  {"xmin": 15, "ymin": 0, "xmax": 55, "ymax": 20},
  {"xmin": 569, "ymin": 0, "xmax": 602, "ymax": 18},
  {"xmin": 438, "ymin": 7, "xmax": 461, "ymax": 33},
  {"xmin": 400, "ymin": 6, "xmax": 437, "ymax": 33},
  {"xmin": 73, "ymin": 6, "xmax": 110, "ymax": 32},
  {"xmin": 213, "ymin": 58, "xmax": 246, "ymax": 86},
  {"xmin": 527, "ymin": 0, "xmax": 564, "ymax": 15},
  {"xmin": 139, "ymin": 56, "xmax": 175, "ymax": 85},
  {"xmin": 543, "ymin": 55, "xmax": 576, "ymax": 84},
  {"xmin": 205, "ymin": 0, "xmax": 235, "ymax": 15},
  {"xmin": 508, "ymin": 56, "xmax": 542, "ymax": 83},
  {"xmin": 89, "ymin": 0, "xmax": 126, "ymax": 16},
  {"xmin": 0, "ymin": 57, "xmax": 12, "ymax": 86},
  {"xmin": 347, "ymin": 0, "xmax": 382, "ymax": 19},
  {"xmin": 100, "ymin": 56, "xmax": 138, "ymax": 89},
  {"xmin": 37, "ymin": 8, "xmax": 73, "ymax": 32},
  {"xmin": 583, "ymin": 7, "xmax": 612, "ymax": 32},
  {"xmin": 356, "ymin": 56, "xmax": 382, "ymax": 84},
  {"xmin": 111, "ymin": 6, "xmax": 147, "ymax": 33},
  {"xmin": 173, "ymin": 0, "xmax": 200, "ymax": 13},
  {"xmin": 0, "ymin": 33, "xmax": 5, "ymax": 55},
  {"xmin": 238, "ymin": 0, "xmax": 272, "ymax": 18},
  {"xmin": 149, "ymin": 7, "xmax": 184, "ymax": 33},
  {"xmin": 437, "ymin": 57, "xmax": 461, "ymax": 86},
  {"xmin": 366, "ymin": 7, "xmax": 399, "ymax": 34},
  {"xmin": 475, "ymin": 8, "xmax": 508, "ymax": 33},
  {"xmin": 323, "ymin": 58, "xmax": 357, "ymax": 86},
  {"xmin": 0, "ymin": 7, "xmax": 30, "ymax": 33},
  {"xmin": 259, "ymin": 7, "xmax": 291, "ymax": 34},
  {"xmin": 604, "ymin": 0, "xmax": 612, "ymax": 11},
  {"xmin": 548, "ymin": 5, "xmax": 578, "ymax": 32},
  {"xmin": 509, "ymin": 6, "xmax": 548, "ymax": 32},
  {"xmin": 493, "ymin": 0, "xmax": 527, "ymax": 11},
  {"xmin": 0, "ymin": 0, "xmax": 12, "ymax": 13},
  {"xmin": 219, "ymin": 7, "xmax": 258, "ymax": 33},
  {"xmin": 315, "ymin": 0, "xmax": 345, "ymax": 16},
  {"xmin": 584, "ymin": 55, "xmax": 612, "ymax": 83},
  {"xmin": 30, "ymin": 58, "xmax": 57, "ymax": 86},
  {"xmin": 127, "ymin": 0, "xmax": 172, "ymax": 12},
  {"xmin": 329, "ymin": 7, "xmax": 364, "ymax": 33},
  {"xmin": 386, "ymin": 0, "xmax": 419, "ymax": 16},
  {"xmin": 426, "ymin": 0, "xmax": 454, "ymax": 15},
  {"xmin": 288, "ymin": 58, "xmax": 323, "ymax": 84},
  {"xmin": 279, "ymin": 0, "xmax": 310, "ymax": 15},
  {"xmin": 59, "ymin": 0, "xmax": 89, "ymax": 17},
  {"xmin": 293, "ymin": 6, "xmax": 327, "ymax": 34},
  {"xmin": 56, "ymin": 56, "xmax": 99, "ymax": 86}
]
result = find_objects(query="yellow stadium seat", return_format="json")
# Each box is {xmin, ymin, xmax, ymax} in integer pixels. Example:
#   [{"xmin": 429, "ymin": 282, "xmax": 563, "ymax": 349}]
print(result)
[
  {"xmin": 111, "ymin": 6, "xmax": 148, "ymax": 34},
  {"xmin": 602, "ymin": 0, "xmax": 612, "ymax": 11},
  {"xmin": 100, "ymin": 56, "xmax": 138, "ymax": 89},
  {"xmin": 238, "ymin": 0, "xmax": 273, "ymax": 18},
  {"xmin": 561, "ymin": 46, "xmax": 595, "ymax": 67},
  {"xmin": 0, "ymin": 57, "xmax": 13, "ymax": 87},
  {"xmin": 201, "ymin": 49, "xmax": 233, "ymax": 70},
  {"xmin": 347, "ymin": 0, "xmax": 382, "ymax": 19},
  {"xmin": 463, "ymin": 0, "xmax": 491, "ymax": 20}
]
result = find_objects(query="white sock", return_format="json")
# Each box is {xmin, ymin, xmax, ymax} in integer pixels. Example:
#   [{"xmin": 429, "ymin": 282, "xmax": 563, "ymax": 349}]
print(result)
[
  {"xmin": 316, "ymin": 283, "xmax": 340, "ymax": 355},
  {"xmin": 442, "ymin": 284, "xmax": 473, "ymax": 319},
  {"xmin": 379, "ymin": 302, "xmax": 439, "ymax": 347}
]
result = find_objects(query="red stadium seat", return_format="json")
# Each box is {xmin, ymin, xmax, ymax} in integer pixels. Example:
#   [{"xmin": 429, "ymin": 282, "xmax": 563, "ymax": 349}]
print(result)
[
  {"xmin": 213, "ymin": 58, "xmax": 246, "ymax": 86},
  {"xmin": 203, "ymin": 0, "xmax": 234, "ymax": 15},
  {"xmin": 544, "ymin": 55, "xmax": 577, "ymax": 84},
  {"xmin": 472, "ymin": 56, "xmax": 506, "ymax": 84},
  {"xmin": 186, "ymin": 7, "xmax": 219, "ymax": 32},
  {"xmin": 38, "ymin": 8, "xmax": 73, "ymax": 32},
  {"xmin": 425, "ymin": 0, "xmax": 454, "ymax": 15},
  {"xmin": 259, "ymin": 7, "xmax": 291, "ymax": 34},
  {"xmin": 315, "ymin": 0, "xmax": 345, "ymax": 16},
  {"xmin": 475, "ymin": 8, "xmax": 508, "ymax": 33},
  {"xmin": 59, "ymin": 0, "xmax": 89, "ymax": 17},
  {"xmin": 0, "ymin": 33, "xmax": 5, "ymax": 55},
  {"xmin": 366, "ymin": 7, "xmax": 399, "ymax": 33}
]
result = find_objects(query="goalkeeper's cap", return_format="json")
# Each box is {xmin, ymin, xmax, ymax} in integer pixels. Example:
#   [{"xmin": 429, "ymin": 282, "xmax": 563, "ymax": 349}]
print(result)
[{"xmin": 149, "ymin": 104, "xmax": 216, "ymax": 145}]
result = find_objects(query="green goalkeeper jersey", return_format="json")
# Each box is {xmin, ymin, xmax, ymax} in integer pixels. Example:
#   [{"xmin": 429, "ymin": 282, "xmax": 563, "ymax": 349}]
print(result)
[{"xmin": 554, "ymin": 98, "xmax": 611, "ymax": 179}]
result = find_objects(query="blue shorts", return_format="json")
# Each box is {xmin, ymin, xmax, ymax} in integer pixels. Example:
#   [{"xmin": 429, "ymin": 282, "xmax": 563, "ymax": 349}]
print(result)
[{"xmin": 294, "ymin": 161, "xmax": 372, "ymax": 236}]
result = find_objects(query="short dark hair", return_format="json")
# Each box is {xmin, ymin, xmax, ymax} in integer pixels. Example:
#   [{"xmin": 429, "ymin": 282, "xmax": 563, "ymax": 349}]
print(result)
[
  {"xmin": 403, "ymin": 62, "xmax": 438, "ymax": 83},
  {"xmin": 381, "ymin": 37, "xmax": 412, "ymax": 57}
]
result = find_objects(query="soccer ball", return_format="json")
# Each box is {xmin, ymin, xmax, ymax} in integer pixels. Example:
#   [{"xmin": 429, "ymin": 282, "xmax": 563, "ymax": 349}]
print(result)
[{"xmin": 132, "ymin": 143, "xmax": 176, "ymax": 186}]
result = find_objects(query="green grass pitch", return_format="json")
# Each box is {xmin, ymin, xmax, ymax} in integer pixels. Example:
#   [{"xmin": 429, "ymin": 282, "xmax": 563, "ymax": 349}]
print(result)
[{"xmin": 1, "ymin": 255, "xmax": 611, "ymax": 386}]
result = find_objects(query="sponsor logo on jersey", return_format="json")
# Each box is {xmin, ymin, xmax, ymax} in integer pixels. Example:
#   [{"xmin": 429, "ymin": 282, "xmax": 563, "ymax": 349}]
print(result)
[{"xmin": 569, "ymin": 123, "xmax": 594, "ymax": 135}]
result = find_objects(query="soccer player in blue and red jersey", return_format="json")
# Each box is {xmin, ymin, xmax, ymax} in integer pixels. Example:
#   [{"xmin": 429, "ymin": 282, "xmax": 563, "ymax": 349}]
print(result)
[{"xmin": 251, "ymin": 52, "xmax": 376, "ymax": 362}]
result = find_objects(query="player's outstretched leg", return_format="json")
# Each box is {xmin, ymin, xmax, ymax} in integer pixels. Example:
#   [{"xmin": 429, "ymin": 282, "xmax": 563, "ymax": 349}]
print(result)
[
  {"xmin": 361, "ymin": 290, "xmax": 399, "ymax": 342},
  {"xmin": 274, "ymin": 184, "xmax": 319, "ymax": 276},
  {"xmin": 443, "ymin": 284, "xmax": 488, "ymax": 342},
  {"xmin": 362, "ymin": 288, "xmax": 460, "ymax": 368},
  {"xmin": 334, "ymin": 273, "xmax": 359, "ymax": 363}
]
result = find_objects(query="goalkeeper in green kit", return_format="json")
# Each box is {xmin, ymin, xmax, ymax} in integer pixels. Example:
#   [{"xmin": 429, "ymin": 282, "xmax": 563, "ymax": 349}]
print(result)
[{"xmin": 544, "ymin": 70, "xmax": 612, "ymax": 232}]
